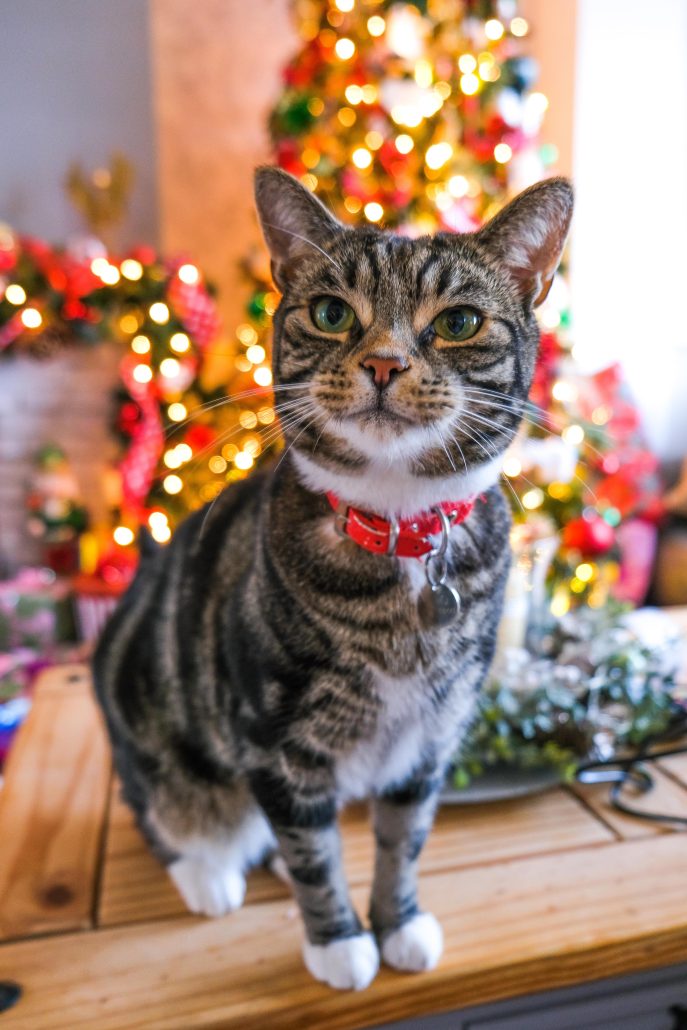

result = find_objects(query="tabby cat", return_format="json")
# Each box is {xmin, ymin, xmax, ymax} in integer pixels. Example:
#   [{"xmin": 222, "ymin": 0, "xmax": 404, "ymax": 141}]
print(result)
[{"xmin": 94, "ymin": 167, "xmax": 573, "ymax": 991}]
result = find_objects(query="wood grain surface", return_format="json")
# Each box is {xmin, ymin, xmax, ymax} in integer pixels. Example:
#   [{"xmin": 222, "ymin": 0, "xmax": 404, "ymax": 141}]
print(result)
[
  {"xmin": 0, "ymin": 666, "xmax": 111, "ymax": 941},
  {"xmin": 2, "ymin": 833, "xmax": 687, "ymax": 1029},
  {"xmin": 1, "ymin": 661, "xmax": 686, "ymax": 1029}
]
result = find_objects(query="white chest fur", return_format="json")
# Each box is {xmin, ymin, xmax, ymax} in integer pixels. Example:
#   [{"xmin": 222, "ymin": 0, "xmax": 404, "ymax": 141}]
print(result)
[{"xmin": 335, "ymin": 669, "xmax": 430, "ymax": 803}]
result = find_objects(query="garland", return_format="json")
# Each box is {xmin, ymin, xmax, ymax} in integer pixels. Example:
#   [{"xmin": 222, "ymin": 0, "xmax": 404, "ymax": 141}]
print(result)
[{"xmin": 0, "ymin": 227, "xmax": 226, "ymax": 537}]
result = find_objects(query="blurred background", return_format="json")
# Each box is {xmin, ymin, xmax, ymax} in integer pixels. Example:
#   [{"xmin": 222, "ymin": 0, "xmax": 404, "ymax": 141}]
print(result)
[{"xmin": 1, "ymin": 0, "xmax": 687, "ymax": 775}]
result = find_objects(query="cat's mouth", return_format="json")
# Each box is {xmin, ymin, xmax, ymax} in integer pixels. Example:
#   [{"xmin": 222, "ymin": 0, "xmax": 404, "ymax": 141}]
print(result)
[{"xmin": 348, "ymin": 405, "xmax": 417, "ymax": 428}]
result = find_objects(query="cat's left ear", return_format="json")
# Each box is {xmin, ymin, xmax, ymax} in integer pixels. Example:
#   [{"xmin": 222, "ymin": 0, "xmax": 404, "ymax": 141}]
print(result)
[
  {"xmin": 476, "ymin": 177, "xmax": 573, "ymax": 307},
  {"xmin": 254, "ymin": 166, "xmax": 344, "ymax": 290}
]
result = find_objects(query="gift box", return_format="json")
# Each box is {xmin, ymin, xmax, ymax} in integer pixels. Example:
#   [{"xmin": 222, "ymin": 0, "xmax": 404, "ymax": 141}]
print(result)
[
  {"xmin": 71, "ymin": 573, "xmax": 126, "ymax": 644},
  {"xmin": 0, "ymin": 567, "xmax": 75, "ymax": 651}
]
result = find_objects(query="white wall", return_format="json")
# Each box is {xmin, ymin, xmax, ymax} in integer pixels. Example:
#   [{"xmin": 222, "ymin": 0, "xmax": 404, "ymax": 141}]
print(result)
[
  {"xmin": 0, "ymin": 0, "xmax": 157, "ymax": 247},
  {"xmin": 571, "ymin": 0, "xmax": 687, "ymax": 459}
]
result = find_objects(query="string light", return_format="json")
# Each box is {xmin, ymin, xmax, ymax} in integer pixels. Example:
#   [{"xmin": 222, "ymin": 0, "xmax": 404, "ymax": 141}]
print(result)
[
  {"xmin": 119, "ymin": 313, "xmax": 140, "ymax": 334},
  {"xmin": 448, "ymin": 175, "xmax": 469, "ymax": 197},
  {"xmin": 234, "ymin": 451, "xmax": 254, "ymax": 471},
  {"xmin": 502, "ymin": 457, "xmax": 522, "ymax": 477},
  {"xmin": 209, "ymin": 455, "xmax": 227, "ymax": 473},
  {"xmin": 576, "ymin": 563, "xmax": 594, "ymax": 583},
  {"xmin": 484, "ymin": 18, "xmax": 504, "ymax": 40},
  {"xmin": 246, "ymin": 344, "xmax": 266, "ymax": 365},
  {"xmin": 149, "ymin": 302, "xmax": 169, "ymax": 324},
  {"xmin": 148, "ymin": 511, "xmax": 171, "ymax": 543},
  {"xmin": 177, "ymin": 263, "xmax": 199, "ymax": 285},
  {"xmin": 364, "ymin": 201, "xmax": 384, "ymax": 222},
  {"xmin": 361, "ymin": 84, "xmax": 377, "ymax": 104},
  {"xmin": 4, "ymin": 284, "xmax": 26, "ymax": 305},
  {"xmin": 99, "ymin": 264, "xmax": 121, "ymax": 286},
  {"xmin": 163, "ymin": 474, "xmax": 183, "ymax": 494},
  {"xmin": 133, "ymin": 364, "xmax": 152, "ymax": 383},
  {"xmin": 240, "ymin": 410, "xmax": 259, "ymax": 429},
  {"xmin": 90, "ymin": 257, "xmax": 109, "ymax": 278},
  {"xmin": 352, "ymin": 147, "xmax": 372, "ymax": 169},
  {"xmin": 425, "ymin": 142, "xmax": 453, "ymax": 169},
  {"xmin": 510, "ymin": 17, "xmax": 529, "ymax": 37},
  {"xmin": 344, "ymin": 85, "xmax": 363, "ymax": 105},
  {"xmin": 344, "ymin": 196, "xmax": 363, "ymax": 213},
  {"xmin": 395, "ymin": 134, "xmax": 414, "ymax": 154},
  {"xmin": 258, "ymin": 407, "xmax": 275, "ymax": 425},
  {"xmin": 303, "ymin": 170, "xmax": 318, "ymax": 191},
  {"xmin": 237, "ymin": 323, "xmax": 258, "ymax": 346},
  {"xmin": 458, "ymin": 54, "xmax": 476, "ymax": 73},
  {"xmin": 253, "ymin": 366, "xmax": 272, "ymax": 386},
  {"xmin": 522, "ymin": 487, "xmax": 545, "ymax": 510},
  {"xmin": 335, "ymin": 0, "xmax": 354, "ymax": 10},
  {"xmin": 170, "ymin": 332, "xmax": 190, "ymax": 353},
  {"xmin": 365, "ymin": 130, "xmax": 384, "ymax": 150},
  {"xmin": 164, "ymin": 448, "xmax": 182, "ymax": 469},
  {"xmin": 338, "ymin": 107, "xmax": 357, "ymax": 127},
  {"xmin": 175, "ymin": 443, "xmax": 192, "ymax": 462},
  {"xmin": 113, "ymin": 526, "xmax": 135, "ymax": 546},
  {"xmin": 159, "ymin": 357, "xmax": 180, "ymax": 378},
  {"xmin": 131, "ymin": 334, "xmax": 151, "ymax": 354},
  {"xmin": 168, "ymin": 402, "xmax": 187, "ymax": 422},
  {"xmin": 335, "ymin": 37, "xmax": 355, "ymax": 60},
  {"xmin": 460, "ymin": 73, "xmax": 479, "ymax": 95},
  {"xmin": 367, "ymin": 15, "xmax": 385, "ymax": 36},
  {"xmin": 494, "ymin": 142, "xmax": 512, "ymax": 163},
  {"xmin": 120, "ymin": 259, "xmax": 143, "ymax": 281},
  {"xmin": 563, "ymin": 424, "xmax": 585, "ymax": 445},
  {"xmin": 21, "ymin": 308, "xmax": 42, "ymax": 329},
  {"xmin": 552, "ymin": 380, "xmax": 577, "ymax": 403}
]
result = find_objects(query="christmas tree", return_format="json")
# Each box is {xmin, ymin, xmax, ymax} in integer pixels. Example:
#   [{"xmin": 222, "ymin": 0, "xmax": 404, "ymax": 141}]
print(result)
[
  {"xmin": 0, "ymin": 0, "xmax": 659, "ymax": 608},
  {"xmin": 150, "ymin": 0, "xmax": 656, "ymax": 608}
]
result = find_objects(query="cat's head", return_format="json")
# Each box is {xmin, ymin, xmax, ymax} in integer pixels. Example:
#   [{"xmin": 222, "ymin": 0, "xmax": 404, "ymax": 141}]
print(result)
[{"xmin": 255, "ymin": 167, "xmax": 572, "ymax": 516}]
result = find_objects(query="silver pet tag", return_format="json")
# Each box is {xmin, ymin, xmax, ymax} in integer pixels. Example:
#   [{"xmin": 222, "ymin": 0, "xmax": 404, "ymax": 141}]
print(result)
[
  {"xmin": 418, "ymin": 580, "xmax": 461, "ymax": 629},
  {"xmin": 417, "ymin": 508, "xmax": 461, "ymax": 629}
]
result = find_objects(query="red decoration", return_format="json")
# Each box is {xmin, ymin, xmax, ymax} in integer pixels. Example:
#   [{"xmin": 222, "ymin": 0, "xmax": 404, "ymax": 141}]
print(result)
[{"xmin": 562, "ymin": 514, "xmax": 616, "ymax": 557}]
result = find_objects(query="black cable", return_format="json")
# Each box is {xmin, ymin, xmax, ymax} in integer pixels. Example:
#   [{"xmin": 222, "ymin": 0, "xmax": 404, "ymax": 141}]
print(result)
[{"xmin": 575, "ymin": 704, "xmax": 687, "ymax": 827}]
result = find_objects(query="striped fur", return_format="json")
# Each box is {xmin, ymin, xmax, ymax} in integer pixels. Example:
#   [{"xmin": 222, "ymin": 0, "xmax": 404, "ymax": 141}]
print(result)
[{"xmin": 94, "ymin": 169, "xmax": 572, "ymax": 991}]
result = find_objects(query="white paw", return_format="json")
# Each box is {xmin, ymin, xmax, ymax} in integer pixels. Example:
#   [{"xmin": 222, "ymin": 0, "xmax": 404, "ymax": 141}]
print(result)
[
  {"xmin": 168, "ymin": 857, "xmax": 246, "ymax": 917},
  {"xmin": 381, "ymin": 912, "xmax": 444, "ymax": 972},
  {"xmin": 303, "ymin": 932, "xmax": 379, "ymax": 991}
]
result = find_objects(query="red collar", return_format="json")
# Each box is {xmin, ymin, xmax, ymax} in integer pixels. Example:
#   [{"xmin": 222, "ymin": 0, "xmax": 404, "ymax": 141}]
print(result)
[{"xmin": 326, "ymin": 491, "xmax": 475, "ymax": 559}]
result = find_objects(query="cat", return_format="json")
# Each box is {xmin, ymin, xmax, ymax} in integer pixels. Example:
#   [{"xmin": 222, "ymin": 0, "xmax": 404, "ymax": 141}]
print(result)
[{"xmin": 93, "ymin": 167, "xmax": 573, "ymax": 991}]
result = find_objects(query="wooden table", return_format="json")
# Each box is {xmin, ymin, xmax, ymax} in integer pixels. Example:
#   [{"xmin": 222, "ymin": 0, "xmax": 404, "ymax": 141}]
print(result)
[{"xmin": 1, "ymin": 656, "xmax": 687, "ymax": 1029}]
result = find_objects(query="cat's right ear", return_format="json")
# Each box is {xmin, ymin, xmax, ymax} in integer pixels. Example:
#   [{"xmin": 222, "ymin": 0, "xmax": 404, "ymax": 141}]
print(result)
[{"xmin": 254, "ymin": 167, "xmax": 343, "ymax": 290}]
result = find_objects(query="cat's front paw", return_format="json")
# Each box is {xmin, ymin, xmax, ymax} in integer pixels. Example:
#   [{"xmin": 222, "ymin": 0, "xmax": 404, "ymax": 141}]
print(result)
[
  {"xmin": 303, "ymin": 932, "xmax": 379, "ymax": 991},
  {"xmin": 168, "ymin": 857, "xmax": 246, "ymax": 917},
  {"xmin": 381, "ymin": 912, "xmax": 443, "ymax": 973}
]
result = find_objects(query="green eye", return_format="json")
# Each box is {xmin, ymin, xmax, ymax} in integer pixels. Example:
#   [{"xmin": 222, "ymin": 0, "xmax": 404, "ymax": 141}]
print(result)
[
  {"xmin": 312, "ymin": 296, "xmax": 356, "ymax": 334},
  {"xmin": 432, "ymin": 307, "xmax": 482, "ymax": 343}
]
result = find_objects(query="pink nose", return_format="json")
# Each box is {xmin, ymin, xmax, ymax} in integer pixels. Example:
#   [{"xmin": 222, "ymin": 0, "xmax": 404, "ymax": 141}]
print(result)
[{"xmin": 361, "ymin": 355, "xmax": 409, "ymax": 389}]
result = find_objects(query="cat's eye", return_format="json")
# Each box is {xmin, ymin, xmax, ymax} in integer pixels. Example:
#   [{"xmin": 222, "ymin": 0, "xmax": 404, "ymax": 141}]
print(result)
[
  {"xmin": 432, "ymin": 306, "xmax": 482, "ymax": 343},
  {"xmin": 312, "ymin": 296, "xmax": 356, "ymax": 334}
]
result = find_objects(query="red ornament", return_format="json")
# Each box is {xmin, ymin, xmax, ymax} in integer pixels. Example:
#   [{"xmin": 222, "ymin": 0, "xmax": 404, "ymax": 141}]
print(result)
[
  {"xmin": 563, "ymin": 514, "xmax": 615, "ymax": 556},
  {"xmin": 184, "ymin": 424, "xmax": 217, "ymax": 451}
]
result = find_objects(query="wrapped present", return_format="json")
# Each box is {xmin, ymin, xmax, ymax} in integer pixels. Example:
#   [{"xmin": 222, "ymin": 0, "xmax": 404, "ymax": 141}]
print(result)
[
  {"xmin": 0, "ymin": 568, "xmax": 75, "ymax": 650},
  {"xmin": 0, "ymin": 695, "xmax": 31, "ymax": 766},
  {"xmin": 72, "ymin": 573, "xmax": 127, "ymax": 644}
]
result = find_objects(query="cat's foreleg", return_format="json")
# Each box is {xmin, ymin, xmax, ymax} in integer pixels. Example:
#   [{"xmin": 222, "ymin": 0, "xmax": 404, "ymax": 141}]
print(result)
[
  {"xmin": 250, "ymin": 774, "xmax": 379, "ymax": 991},
  {"xmin": 369, "ymin": 774, "xmax": 444, "ymax": 973}
]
